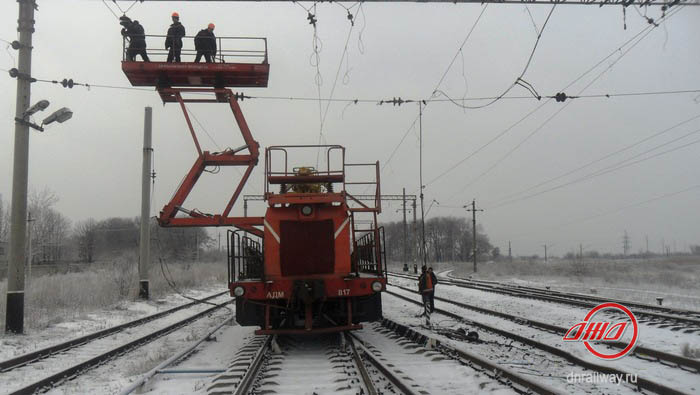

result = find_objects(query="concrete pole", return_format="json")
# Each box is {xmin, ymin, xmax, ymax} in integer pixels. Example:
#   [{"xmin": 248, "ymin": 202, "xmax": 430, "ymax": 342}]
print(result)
[
  {"xmin": 139, "ymin": 107, "xmax": 153, "ymax": 299},
  {"xmin": 26, "ymin": 212, "xmax": 34, "ymax": 286},
  {"xmin": 543, "ymin": 244, "xmax": 547, "ymax": 263},
  {"xmin": 508, "ymin": 241, "xmax": 512, "ymax": 262},
  {"xmin": 6, "ymin": 0, "xmax": 36, "ymax": 334}
]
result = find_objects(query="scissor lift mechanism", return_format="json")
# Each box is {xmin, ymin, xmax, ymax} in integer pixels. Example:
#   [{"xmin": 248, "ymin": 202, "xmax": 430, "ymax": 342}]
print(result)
[{"xmin": 121, "ymin": 37, "xmax": 269, "ymax": 236}]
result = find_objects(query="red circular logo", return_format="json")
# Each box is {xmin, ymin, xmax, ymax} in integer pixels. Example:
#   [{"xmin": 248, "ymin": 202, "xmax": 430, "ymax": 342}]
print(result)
[{"xmin": 582, "ymin": 303, "xmax": 638, "ymax": 360}]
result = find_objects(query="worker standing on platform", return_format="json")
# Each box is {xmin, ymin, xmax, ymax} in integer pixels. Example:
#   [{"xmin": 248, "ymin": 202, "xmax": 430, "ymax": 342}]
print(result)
[
  {"xmin": 120, "ymin": 16, "xmax": 149, "ymax": 62},
  {"xmin": 194, "ymin": 23, "xmax": 217, "ymax": 63},
  {"xmin": 165, "ymin": 12, "xmax": 186, "ymax": 62}
]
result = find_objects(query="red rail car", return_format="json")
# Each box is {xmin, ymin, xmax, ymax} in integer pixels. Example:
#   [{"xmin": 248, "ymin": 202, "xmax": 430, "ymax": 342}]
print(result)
[{"xmin": 229, "ymin": 146, "xmax": 386, "ymax": 334}]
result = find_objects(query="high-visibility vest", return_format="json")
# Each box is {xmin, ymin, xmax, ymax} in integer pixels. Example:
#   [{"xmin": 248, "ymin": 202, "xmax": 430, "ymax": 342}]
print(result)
[{"xmin": 423, "ymin": 274, "xmax": 433, "ymax": 292}]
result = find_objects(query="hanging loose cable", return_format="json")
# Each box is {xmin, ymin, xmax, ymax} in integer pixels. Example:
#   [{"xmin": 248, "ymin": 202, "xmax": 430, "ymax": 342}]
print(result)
[
  {"xmin": 446, "ymin": 4, "xmax": 684, "ymax": 199},
  {"xmin": 425, "ymin": 4, "xmax": 683, "ymax": 191},
  {"xmin": 442, "ymin": 5, "xmax": 556, "ymax": 110}
]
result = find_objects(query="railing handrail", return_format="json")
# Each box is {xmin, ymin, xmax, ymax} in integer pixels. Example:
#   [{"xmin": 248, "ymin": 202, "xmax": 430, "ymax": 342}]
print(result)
[{"xmin": 122, "ymin": 35, "xmax": 267, "ymax": 63}]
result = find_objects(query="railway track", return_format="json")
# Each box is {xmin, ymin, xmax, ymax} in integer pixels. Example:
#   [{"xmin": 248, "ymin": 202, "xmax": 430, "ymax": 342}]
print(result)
[
  {"xmin": 0, "ymin": 291, "xmax": 227, "ymax": 373},
  {"xmin": 384, "ymin": 286, "xmax": 698, "ymax": 395},
  {"xmin": 389, "ymin": 271, "xmax": 700, "ymax": 332},
  {"xmin": 206, "ymin": 332, "xmax": 421, "ymax": 395},
  {"xmin": 389, "ymin": 282, "xmax": 700, "ymax": 372},
  {"xmin": 0, "ymin": 293, "xmax": 232, "ymax": 395}
]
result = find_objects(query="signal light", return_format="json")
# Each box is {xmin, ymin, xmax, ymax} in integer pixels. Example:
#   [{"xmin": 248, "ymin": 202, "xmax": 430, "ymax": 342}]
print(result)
[{"xmin": 233, "ymin": 286, "xmax": 245, "ymax": 297}]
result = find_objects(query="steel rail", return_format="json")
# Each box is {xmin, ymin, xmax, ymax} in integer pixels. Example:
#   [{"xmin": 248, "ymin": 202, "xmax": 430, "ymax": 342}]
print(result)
[
  {"xmin": 443, "ymin": 271, "xmax": 700, "ymax": 319},
  {"xmin": 389, "ymin": 282, "xmax": 700, "ymax": 372},
  {"xmin": 347, "ymin": 333, "xmax": 422, "ymax": 395},
  {"xmin": 386, "ymin": 290, "xmax": 693, "ymax": 395},
  {"xmin": 0, "ymin": 291, "xmax": 228, "ymax": 373},
  {"xmin": 389, "ymin": 272, "xmax": 700, "ymax": 329},
  {"xmin": 232, "ymin": 335, "xmax": 272, "ymax": 395},
  {"xmin": 346, "ymin": 335, "xmax": 379, "ymax": 395},
  {"xmin": 120, "ymin": 316, "xmax": 235, "ymax": 395},
  {"xmin": 7, "ymin": 300, "xmax": 232, "ymax": 395},
  {"xmin": 374, "ymin": 317, "xmax": 561, "ymax": 395}
]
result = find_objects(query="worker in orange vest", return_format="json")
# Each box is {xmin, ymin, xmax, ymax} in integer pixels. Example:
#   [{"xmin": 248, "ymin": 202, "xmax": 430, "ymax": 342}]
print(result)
[{"xmin": 418, "ymin": 266, "xmax": 434, "ymax": 316}]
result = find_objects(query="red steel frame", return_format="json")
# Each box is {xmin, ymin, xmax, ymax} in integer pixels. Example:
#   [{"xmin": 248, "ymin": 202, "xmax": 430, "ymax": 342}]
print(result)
[{"xmin": 157, "ymin": 87, "xmax": 263, "ymax": 237}]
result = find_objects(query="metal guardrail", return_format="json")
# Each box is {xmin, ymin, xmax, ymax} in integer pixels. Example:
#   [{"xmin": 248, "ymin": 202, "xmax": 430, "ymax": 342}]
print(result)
[{"xmin": 122, "ymin": 34, "xmax": 267, "ymax": 64}]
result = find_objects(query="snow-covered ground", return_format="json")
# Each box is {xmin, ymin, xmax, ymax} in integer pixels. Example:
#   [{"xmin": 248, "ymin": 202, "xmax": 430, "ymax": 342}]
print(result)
[
  {"xmin": 2, "ymin": 277, "xmax": 698, "ymax": 394},
  {"xmin": 390, "ymin": 274, "xmax": 700, "ymax": 357},
  {"xmin": 0, "ymin": 285, "xmax": 224, "ymax": 362},
  {"xmin": 385, "ymin": 282, "xmax": 700, "ymax": 394}
]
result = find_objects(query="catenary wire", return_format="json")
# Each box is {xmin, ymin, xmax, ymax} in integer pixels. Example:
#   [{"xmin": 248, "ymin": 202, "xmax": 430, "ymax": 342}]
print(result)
[
  {"xmin": 423, "ymin": 4, "xmax": 683, "ymax": 190},
  {"xmin": 491, "ymin": 112, "xmax": 700, "ymax": 204},
  {"xmin": 490, "ymin": 127, "xmax": 700, "ymax": 209},
  {"xmin": 447, "ymin": 4, "xmax": 684, "ymax": 199}
]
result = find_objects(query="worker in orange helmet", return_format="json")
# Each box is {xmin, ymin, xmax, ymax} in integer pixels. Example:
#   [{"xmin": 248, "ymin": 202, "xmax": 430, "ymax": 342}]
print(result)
[
  {"xmin": 194, "ymin": 23, "xmax": 217, "ymax": 63},
  {"xmin": 165, "ymin": 12, "xmax": 186, "ymax": 62}
]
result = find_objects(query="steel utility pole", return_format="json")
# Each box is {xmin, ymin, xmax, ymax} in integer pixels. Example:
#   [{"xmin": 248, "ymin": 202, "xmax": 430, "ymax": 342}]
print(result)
[
  {"xmin": 139, "ymin": 107, "xmax": 153, "ymax": 299},
  {"xmin": 6, "ymin": 0, "xmax": 36, "ymax": 334},
  {"xmin": 402, "ymin": 188, "xmax": 408, "ymax": 272},
  {"xmin": 418, "ymin": 101, "xmax": 427, "ymax": 268},
  {"xmin": 465, "ymin": 200, "xmax": 484, "ymax": 273}
]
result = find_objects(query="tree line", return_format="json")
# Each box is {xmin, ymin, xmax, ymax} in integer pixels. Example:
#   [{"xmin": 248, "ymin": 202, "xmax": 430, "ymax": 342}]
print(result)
[
  {"xmin": 380, "ymin": 216, "xmax": 494, "ymax": 263},
  {"xmin": 0, "ymin": 189, "xmax": 211, "ymax": 265}
]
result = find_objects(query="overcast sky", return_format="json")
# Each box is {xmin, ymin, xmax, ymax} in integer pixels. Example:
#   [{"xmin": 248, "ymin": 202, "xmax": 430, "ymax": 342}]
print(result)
[{"xmin": 1, "ymin": 0, "xmax": 698, "ymax": 256}]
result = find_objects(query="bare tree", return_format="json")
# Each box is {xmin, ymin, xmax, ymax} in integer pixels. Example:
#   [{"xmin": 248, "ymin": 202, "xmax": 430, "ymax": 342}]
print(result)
[
  {"xmin": 28, "ymin": 188, "xmax": 71, "ymax": 263},
  {"xmin": 75, "ymin": 218, "xmax": 97, "ymax": 263}
]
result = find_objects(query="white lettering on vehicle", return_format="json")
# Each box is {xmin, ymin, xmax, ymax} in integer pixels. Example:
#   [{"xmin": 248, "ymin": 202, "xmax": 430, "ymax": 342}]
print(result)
[
  {"xmin": 338, "ymin": 289, "xmax": 350, "ymax": 296},
  {"xmin": 266, "ymin": 291, "xmax": 284, "ymax": 299}
]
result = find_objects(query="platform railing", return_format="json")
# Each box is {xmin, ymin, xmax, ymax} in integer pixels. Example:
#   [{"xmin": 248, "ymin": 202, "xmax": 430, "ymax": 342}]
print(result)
[
  {"xmin": 264, "ymin": 145, "xmax": 346, "ymax": 196},
  {"xmin": 228, "ymin": 230, "xmax": 264, "ymax": 283},
  {"xmin": 122, "ymin": 34, "xmax": 267, "ymax": 64},
  {"xmin": 344, "ymin": 161, "xmax": 381, "ymax": 213}
]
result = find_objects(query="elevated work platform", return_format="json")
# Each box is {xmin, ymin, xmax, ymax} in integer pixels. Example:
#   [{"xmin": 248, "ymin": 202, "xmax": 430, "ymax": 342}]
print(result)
[
  {"xmin": 122, "ymin": 61, "xmax": 269, "ymax": 88},
  {"xmin": 120, "ymin": 35, "xmax": 269, "ymax": 94}
]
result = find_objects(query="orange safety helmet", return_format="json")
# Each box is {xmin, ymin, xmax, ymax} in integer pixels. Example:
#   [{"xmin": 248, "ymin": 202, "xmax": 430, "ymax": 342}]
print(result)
[
  {"xmin": 208, "ymin": 23, "xmax": 215, "ymax": 29},
  {"xmin": 171, "ymin": 12, "xmax": 179, "ymax": 18}
]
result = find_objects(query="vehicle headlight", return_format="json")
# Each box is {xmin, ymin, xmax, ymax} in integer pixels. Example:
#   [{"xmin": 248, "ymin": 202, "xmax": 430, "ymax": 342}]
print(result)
[
  {"xmin": 301, "ymin": 205, "xmax": 313, "ymax": 216},
  {"xmin": 233, "ymin": 286, "xmax": 245, "ymax": 297},
  {"xmin": 371, "ymin": 281, "xmax": 383, "ymax": 292}
]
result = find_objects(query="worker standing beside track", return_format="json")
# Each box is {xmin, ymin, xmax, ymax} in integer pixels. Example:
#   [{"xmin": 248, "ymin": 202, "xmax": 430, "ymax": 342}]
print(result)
[
  {"xmin": 165, "ymin": 12, "xmax": 186, "ymax": 62},
  {"xmin": 418, "ymin": 266, "xmax": 434, "ymax": 317},
  {"xmin": 427, "ymin": 267, "xmax": 438, "ymax": 313}
]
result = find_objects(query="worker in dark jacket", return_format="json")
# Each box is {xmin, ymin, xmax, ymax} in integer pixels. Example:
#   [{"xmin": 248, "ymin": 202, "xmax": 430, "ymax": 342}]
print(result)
[
  {"xmin": 194, "ymin": 23, "xmax": 217, "ymax": 63},
  {"xmin": 427, "ymin": 267, "xmax": 438, "ymax": 313},
  {"xmin": 418, "ymin": 266, "xmax": 434, "ymax": 316},
  {"xmin": 120, "ymin": 16, "xmax": 149, "ymax": 62},
  {"xmin": 165, "ymin": 12, "xmax": 186, "ymax": 63}
]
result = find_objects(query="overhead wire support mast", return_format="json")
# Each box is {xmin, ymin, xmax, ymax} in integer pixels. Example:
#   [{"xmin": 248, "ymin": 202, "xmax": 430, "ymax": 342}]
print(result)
[
  {"xmin": 465, "ymin": 200, "xmax": 484, "ymax": 274},
  {"xmin": 114, "ymin": 0, "xmax": 699, "ymax": 5}
]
